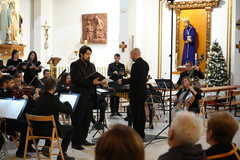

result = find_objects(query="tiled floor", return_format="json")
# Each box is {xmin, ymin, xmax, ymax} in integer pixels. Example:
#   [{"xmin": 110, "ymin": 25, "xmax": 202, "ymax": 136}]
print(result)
[{"xmin": 1, "ymin": 111, "xmax": 240, "ymax": 160}]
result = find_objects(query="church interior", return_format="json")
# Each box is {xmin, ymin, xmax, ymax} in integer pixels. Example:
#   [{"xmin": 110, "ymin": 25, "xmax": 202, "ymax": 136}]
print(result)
[{"xmin": 0, "ymin": 0, "xmax": 240, "ymax": 159}]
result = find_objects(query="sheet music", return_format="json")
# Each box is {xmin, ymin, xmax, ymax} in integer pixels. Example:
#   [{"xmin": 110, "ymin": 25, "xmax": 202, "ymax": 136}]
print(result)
[
  {"xmin": 0, "ymin": 99, "xmax": 27, "ymax": 119},
  {"xmin": 59, "ymin": 93, "xmax": 80, "ymax": 111}
]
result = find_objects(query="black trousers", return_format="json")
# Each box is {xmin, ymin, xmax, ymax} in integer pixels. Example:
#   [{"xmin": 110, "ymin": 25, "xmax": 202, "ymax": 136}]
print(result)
[
  {"xmin": 130, "ymin": 100, "xmax": 146, "ymax": 139},
  {"xmin": 44, "ymin": 125, "xmax": 74, "ymax": 153},
  {"xmin": 71, "ymin": 98, "xmax": 93, "ymax": 145},
  {"xmin": 110, "ymin": 96, "xmax": 120, "ymax": 113}
]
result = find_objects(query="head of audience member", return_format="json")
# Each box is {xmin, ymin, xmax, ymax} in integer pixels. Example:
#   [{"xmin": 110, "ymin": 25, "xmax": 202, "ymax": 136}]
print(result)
[
  {"xmin": 95, "ymin": 124, "xmax": 144, "ymax": 160},
  {"xmin": 11, "ymin": 49, "xmax": 20, "ymax": 60},
  {"xmin": 185, "ymin": 61, "xmax": 193, "ymax": 72},
  {"xmin": 79, "ymin": 46, "xmax": 92, "ymax": 63},
  {"xmin": 130, "ymin": 48, "xmax": 141, "ymax": 62},
  {"xmin": 43, "ymin": 69, "xmax": 51, "ymax": 79},
  {"xmin": 114, "ymin": 53, "xmax": 121, "ymax": 64},
  {"xmin": 206, "ymin": 112, "xmax": 239, "ymax": 146},
  {"xmin": 27, "ymin": 51, "xmax": 38, "ymax": 63},
  {"xmin": 59, "ymin": 73, "xmax": 71, "ymax": 85},
  {"xmin": 0, "ymin": 75, "xmax": 14, "ymax": 90},
  {"xmin": 13, "ymin": 74, "xmax": 21, "ymax": 87},
  {"xmin": 44, "ymin": 78, "xmax": 56, "ymax": 94},
  {"xmin": 168, "ymin": 111, "xmax": 202, "ymax": 147}
]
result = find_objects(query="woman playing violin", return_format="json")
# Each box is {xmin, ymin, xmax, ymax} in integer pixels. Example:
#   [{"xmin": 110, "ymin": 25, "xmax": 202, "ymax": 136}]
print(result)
[
  {"xmin": 174, "ymin": 76, "xmax": 201, "ymax": 113},
  {"xmin": 22, "ymin": 51, "xmax": 42, "ymax": 86},
  {"xmin": 56, "ymin": 72, "xmax": 71, "ymax": 94},
  {"xmin": 6, "ymin": 49, "xmax": 22, "ymax": 75}
]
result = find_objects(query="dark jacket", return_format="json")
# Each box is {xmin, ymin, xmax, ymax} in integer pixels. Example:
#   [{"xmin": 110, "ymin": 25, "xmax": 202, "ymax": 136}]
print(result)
[
  {"xmin": 70, "ymin": 59, "xmax": 96, "ymax": 101},
  {"xmin": 35, "ymin": 91, "xmax": 72, "ymax": 138},
  {"xmin": 177, "ymin": 70, "xmax": 204, "ymax": 86},
  {"xmin": 22, "ymin": 62, "xmax": 42, "ymax": 86},
  {"xmin": 206, "ymin": 143, "xmax": 240, "ymax": 160},
  {"xmin": 6, "ymin": 58, "xmax": 23, "ymax": 75},
  {"xmin": 122, "ymin": 58, "xmax": 149, "ymax": 101},
  {"xmin": 158, "ymin": 144, "xmax": 207, "ymax": 160},
  {"xmin": 108, "ymin": 62, "xmax": 126, "ymax": 81}
]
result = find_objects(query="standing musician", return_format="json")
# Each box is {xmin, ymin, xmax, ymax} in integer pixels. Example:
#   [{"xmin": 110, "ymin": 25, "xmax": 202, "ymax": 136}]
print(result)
[
  {"xmin": 6, "ymin": 49, "xmax": 23, "ymax": 75},
  {"xmin": 22, "ymin": 51, "xmax": 42, "ymax": 87},
  {"xmin": 56, "ymin": 72, "xmax": 71, "ymax": 94},
  {"xmin": 176, "ymin": 60, "xmax": 204, "ymax": 88},
  {"xmin": 70, "ymin": 46, "xmax": 102, "ymax": 150},
  {"xmin": 108, "ymin": 53, "xmax": 127, "ymax": 116},
  {"xmin": 174, "ymin": 76, "xmax": 201, "ymax": 113}
]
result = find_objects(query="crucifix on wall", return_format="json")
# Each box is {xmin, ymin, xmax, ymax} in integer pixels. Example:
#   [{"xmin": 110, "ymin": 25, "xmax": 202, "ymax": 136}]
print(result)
[
  {"xmin": 119, "ymin": 41, "xmax": 127, "ymax": 52},
  {"xmin": 41, "ymin": 20, "xmax": 51, "ymax": 49},
  {"xmin": 236, "ymin": 41, "xmax": 240, "ymax": 53}
]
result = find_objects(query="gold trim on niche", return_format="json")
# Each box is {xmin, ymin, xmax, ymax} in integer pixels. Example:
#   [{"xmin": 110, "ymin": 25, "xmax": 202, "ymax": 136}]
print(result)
[
  {"xmin": 166, "ymin": 0, "xmax": 221, "ymax": 10},
  {"xmin": 226, "ymin": 0, "xmax": 232, "ymax": 83},
  {"xmin": 169, "ymin": 0, "xmax": 220, "ymax": 71},
  {"xmin": 158, "ymin": 0, "xmax": 167, "ymax": 78}
]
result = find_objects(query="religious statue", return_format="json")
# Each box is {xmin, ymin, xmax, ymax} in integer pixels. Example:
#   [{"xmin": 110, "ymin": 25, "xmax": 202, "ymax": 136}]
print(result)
[
  {"xmin": 86, "ymin": 19, "xmax": 93, "ymax": 42},
  {"xmin": 181, "ymin": 20, "xmax": 196, "ymax": 65},
  {"xmin": 6, "ymin": 1, "xmax": 18, "ymax": 43},
  {"xmin": 95, "ymin": 15, "xmax": 105, "ymax": 39}
]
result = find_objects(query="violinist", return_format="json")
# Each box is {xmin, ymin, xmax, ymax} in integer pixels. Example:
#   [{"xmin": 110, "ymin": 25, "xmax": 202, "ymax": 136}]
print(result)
[
  {"xmin": 56, "ymin": 72, "xmax": 71, "ymax": 95},
  {"xmin": 35, "ymin": 69, "xmax": 51, "ymax": 90},
  {"xmin": 22, "ymin": 51, "xmax": 42, "ymax": 86},
  {"xmin": 17, "ymin": 71, "xmax": 26, "ymax": 86},
  {"xmin": 0, "ymin": 75, "xmax": 37, "ymax": 157},
  {"xmin": 6, "ymin": 49, "xmax": 23, "ymax": 75},
  {"xmin": 175, "ymin": 61, "xmax": 204, "ymax": 88},
  {"xmin": 174, "ymin": 76, "xmax": 201, "ymax": 113}
]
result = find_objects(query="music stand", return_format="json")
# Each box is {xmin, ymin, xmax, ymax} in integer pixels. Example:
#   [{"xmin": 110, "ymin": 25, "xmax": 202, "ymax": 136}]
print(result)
[{"xmin": 0, "ymin": 99, "xmax": 28, "ymax": 159}]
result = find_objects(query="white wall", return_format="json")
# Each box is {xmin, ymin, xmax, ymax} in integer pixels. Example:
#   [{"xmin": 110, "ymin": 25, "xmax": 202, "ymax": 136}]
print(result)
[{"xmin": 52, "ymin": 0, "xmax": 120, "ymax": 67}]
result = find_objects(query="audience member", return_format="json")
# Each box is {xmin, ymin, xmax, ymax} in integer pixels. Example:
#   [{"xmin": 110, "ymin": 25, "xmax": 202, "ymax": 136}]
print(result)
[
  {"xmin": 95, "ymin": 124, "xmax": 144, "ymax": 160},
  {"xmin": 158, "ymin": 111, "xmax": 206, "ymax": 160},
  {"xmin": 206, "ymin": 111, "xmax": 240, "ymax": 159}
]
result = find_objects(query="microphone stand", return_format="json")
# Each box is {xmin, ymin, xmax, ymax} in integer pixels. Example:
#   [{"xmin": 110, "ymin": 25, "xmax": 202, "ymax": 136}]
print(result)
[{"xmin": 144, "ymin": 0, "xmax": 174, "ymax": 147}]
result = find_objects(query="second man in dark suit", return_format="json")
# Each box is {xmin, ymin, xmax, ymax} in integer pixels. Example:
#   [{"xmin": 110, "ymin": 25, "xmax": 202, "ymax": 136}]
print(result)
[{"xmin": 118, "ymin": 48, "xmax": 149, "ymax": 139}]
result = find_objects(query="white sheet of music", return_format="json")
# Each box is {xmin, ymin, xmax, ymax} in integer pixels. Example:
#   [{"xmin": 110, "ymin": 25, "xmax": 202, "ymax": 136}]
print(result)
[
  {"xmin": 0, "ymin": 99, "xmax": 27, "ymax": 119},
  {"xmin": 59, "ymin": 93, "xmax": 80, "ymax": 111}
]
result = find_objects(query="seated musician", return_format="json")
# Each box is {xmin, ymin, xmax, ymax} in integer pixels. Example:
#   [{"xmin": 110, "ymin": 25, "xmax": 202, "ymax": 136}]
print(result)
[
  {"xmin": 175, "ymin": 61, "xmax": 204, "ymax": 88},
  {"xmin": 35, "ymin": 78, "xmax": 75, "ymax": 160},
  {"xmin": 35, "ymin": 69, "xmax": 51, "ymax": 90},
  {"xmin": 174, "ymin": 76, "xmax": 201, "ymax": 113},
  {"xmin": 0, "ymin": 75, "xmax": 37, "ymax": 158},
  {"xmin": 56, "ymin": 72, "xmax": 71, "ymax": 95},
  {"xmin": 17, "ymin": 71, "xmax": 26, "ymax": 86},
  {"xmin": 206, "ymin": 112, "xmax": 240, "ymax": 160}
]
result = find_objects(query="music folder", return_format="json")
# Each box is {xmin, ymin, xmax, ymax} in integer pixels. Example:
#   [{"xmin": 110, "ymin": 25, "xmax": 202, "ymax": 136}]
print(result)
[
  {"xmin": 0, "ymin": 99, "xmax": 28, "ymax": 120},
  {"xmin": 86, "ymin": 72, "xmax": 106, "ymax": 81},
  {"xmin": 59, "ymin": 93, "xmax": 80, "ymax": 112}
]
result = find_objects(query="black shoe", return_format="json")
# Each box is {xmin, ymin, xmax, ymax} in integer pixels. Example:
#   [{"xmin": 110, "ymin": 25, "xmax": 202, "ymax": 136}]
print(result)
[
  {"xmin": 57, "ymin": 153, "xmax": 75, "ymax": 160},
  {"xmin": 16, "ymin": 150, "xmax": 31, "ymax": 158},
  {"xmin": 72, "ymin": 144, "xmax": 84, "ymax": 150},
  {"xmin": 124, "ymin": 116, "xmax": 129, "ymax": 121},
  {"xmin": 28, "ymin": 146, "xmax": 37, "ymax": 152},
  {"xmin": 41, "ymin": 147, "xmax": 50, "ymax": 157},
  {"xmin": 150, "ymin": 125, "xmax": 154, "ymax": 129},
  {"xmin": 116, "ymin": 112, "xmax": 122, "ymax": 116},
  {"xmin": 83, "ymin": 140, "xmax": 95, "ymax": 146}
]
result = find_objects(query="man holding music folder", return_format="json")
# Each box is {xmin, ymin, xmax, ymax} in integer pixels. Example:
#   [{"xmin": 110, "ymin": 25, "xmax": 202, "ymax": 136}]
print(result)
[
  {"xmin": 70, "ymin": 46, "xmax": 103, "ymax": 150},
  {"xmin": 35, "ymin": 78, "xmax": 75, "ymax": 160}
]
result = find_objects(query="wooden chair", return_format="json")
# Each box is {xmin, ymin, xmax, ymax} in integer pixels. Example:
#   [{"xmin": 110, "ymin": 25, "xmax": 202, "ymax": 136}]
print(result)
[
  {"xmin": 23, "ymin": 114, "xmax": 64, "ymax": 160},
  {"xmin": 215, "ymin": 90, "xmax": 240, "ymax": 115}
]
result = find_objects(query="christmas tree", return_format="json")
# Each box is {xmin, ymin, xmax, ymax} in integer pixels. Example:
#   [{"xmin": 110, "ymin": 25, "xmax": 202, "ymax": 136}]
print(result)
[{"xmin": 204, "ymin": 40, "xmax": 229, "ymax": 87}]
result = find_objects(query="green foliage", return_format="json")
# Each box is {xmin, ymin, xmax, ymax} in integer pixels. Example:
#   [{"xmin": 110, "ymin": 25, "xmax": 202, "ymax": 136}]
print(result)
[{"xmin": 204, "ymin": 40, "xmax": 229, "ymax": 87}]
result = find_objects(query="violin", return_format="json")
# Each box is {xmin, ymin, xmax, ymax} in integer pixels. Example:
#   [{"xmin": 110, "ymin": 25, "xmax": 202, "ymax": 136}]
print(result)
[{"xmin": 11, "ymin": 86, "xmax": 24, "ymax": 98}]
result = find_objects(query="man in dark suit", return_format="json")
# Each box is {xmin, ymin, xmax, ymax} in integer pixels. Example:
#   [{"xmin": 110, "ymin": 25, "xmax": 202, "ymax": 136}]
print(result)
[
  {"xmin": 35, "ymin": 78, "xmax": 74, "ymax": 160},
  {"xmin": 176, "ymin": 61, "xmax": 204, "ymax": 88},
  {"xmin": 35, "ymin": 69, "xmax": 51, "ymax": 89},
  {"xmin": 70, "ymin": 46, "xmax": 102, "ymax": 150},
  {"xmin": 108, "ymin": 53, "xmax": 127, "ymax": 116},
  {"xmin": 118, "ymin": 48, "xmax": 149, "ymax": 139}
]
